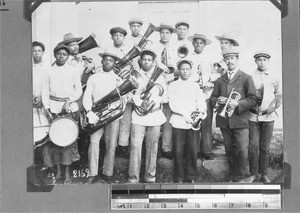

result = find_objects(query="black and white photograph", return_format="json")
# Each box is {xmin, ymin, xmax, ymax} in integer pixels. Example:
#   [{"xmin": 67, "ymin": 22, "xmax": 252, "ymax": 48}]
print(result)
[{"xmin": 30, "ymin": 0, "xmax": 284, "ymax": 187}]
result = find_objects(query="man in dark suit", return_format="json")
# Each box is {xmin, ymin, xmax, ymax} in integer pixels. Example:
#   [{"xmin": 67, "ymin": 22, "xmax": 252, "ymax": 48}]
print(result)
[{"xmin": 210, "ymin": 47, "xmax": 257, "ymax": 182}]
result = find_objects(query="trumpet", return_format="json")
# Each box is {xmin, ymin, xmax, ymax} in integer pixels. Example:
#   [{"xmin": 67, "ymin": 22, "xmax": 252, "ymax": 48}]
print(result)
[
  {"xmin": 188, "ymin": 111, "xmax": 204, "ymax": 131},
  {"xmin": 218, "ymin": 88, "xmax": 241, "ymax": 118},
  {"xmin": 177, "ymin": 45, "xmax": 189, "ymax": 58}
]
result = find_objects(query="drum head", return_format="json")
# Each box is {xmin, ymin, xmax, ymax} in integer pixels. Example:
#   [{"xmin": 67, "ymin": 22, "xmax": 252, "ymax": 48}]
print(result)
[
  {"xmin": 33, "ymin": 111, "xmax": 50, "ymax": 146},
  {"xmin": 49, "ymin": 117, "xmax": 79, "ymax": 147}
]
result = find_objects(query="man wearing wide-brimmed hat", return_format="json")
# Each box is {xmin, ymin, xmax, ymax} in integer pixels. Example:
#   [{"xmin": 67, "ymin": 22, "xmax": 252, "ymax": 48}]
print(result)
[
  {"xmin": 42, "ymin": 44, "xmax": 83, "ymax": 184},
  {"xmin": 173, "ymin": 21, "xmax": 193, "ymax": 59},
  {"xmin": 151, "ymin": 23, "xmax": 178, "ymax": 160},
  {"xmin": 169, "ymin": 59, "xmax": 207, "ymax": 183},
  {"xmin": 187, "ymin": 33, "xmax": 216, "ymax": 161},
  {"xmin": 128, "ymin": 49, "xmax": 167, "ymax": 184},
  {"xmin": 247, "ymin": 50, "xmax": 282, "ymax": 183},
  {"xmin": 215, "ymin": 32, "xmax": 239, "ymax": 53},
  {"xmin": 210, "ymin": 47, "xmax": 256, "ymax": 182},
  {"xmin": 83, "ymin": 49, "xmax": 123, "ymax": 184}
]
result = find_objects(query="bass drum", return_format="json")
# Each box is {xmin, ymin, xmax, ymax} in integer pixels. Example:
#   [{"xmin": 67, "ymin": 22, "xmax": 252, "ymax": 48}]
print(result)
[
  {"xmin": 49, "ymin": 116, "xmax": 79, "ymax": 147},
  {"xmin": 33, "ymin": 111, "xmax": 50, "ymax": 148}
]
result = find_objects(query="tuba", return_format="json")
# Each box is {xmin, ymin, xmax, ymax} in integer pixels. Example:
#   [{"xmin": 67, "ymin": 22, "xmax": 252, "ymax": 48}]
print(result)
[
  {"xmin": 134, "ymin": 64, "xmax": 166, "ymax": 116},
  {"xmin": 177, "ymin": 45, "xmax": 189, "ymax": 58},
  {"xmin": 218, "ymin": 88, "xmax": 241, "ymax": 118},
  {"xmin": 137, "ymin": 23, "xmax": 156, "ymax": 49},
  {"xmin": 83, "ymin": 70, "xmax": 144, "ymax": 135},
  {"xmin": 79, "ymin": 34, "xmax": 99, "ymax": 54}
]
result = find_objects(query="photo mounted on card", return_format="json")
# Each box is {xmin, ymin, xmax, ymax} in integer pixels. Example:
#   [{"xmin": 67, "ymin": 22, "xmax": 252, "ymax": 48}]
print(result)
[{"xmin": 29, "ymin": 0, "xmax": 284, "ymax": 189}]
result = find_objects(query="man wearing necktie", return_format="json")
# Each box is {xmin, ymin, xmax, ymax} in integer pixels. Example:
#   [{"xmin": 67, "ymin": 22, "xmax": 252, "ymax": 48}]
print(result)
[
  {"xmin": 210, "ymin": 47, "xmax": 257, "ymax": 182},
  {"xmin": 246, "ymin": 51, "xmax": 282, "ymax": 183}
]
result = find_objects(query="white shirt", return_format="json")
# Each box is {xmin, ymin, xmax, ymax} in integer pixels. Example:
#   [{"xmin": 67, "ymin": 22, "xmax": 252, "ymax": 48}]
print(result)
[
  {"xmin": 131, "ymin": 67, "xmax": 167, "ymax": 126},
  {"xmin": 33, "ymin": 61, "xmax": 50, "ymax": 98},
  {"xmin": 83, "ymin": 70, "xmax": 123, "ymax": 112},
  {"xmin": 42, "ymin": 62, "xmax": 82, "ymax": 113},
  {"xmin": 169, "ymin": 79, "xmax": 207, "ymax": 129},
  {"xmin": 249, "ymin": 69, "xmax": 282, "ymax": 122}
]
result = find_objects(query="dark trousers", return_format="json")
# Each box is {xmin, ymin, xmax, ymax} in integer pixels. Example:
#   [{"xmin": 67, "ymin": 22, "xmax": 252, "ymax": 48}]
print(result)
[
  {"xmin": 199, "ymin": 99, "xmax": 213, "ymax": 154},
  {"xmin": 173, "ymin": 128, "xmax": 198, "ymax": 182},
  {"xmin": 220, "ymin": 127, "xmax": 249, "ymax": 180},
  {"xmin": 249, "ymin": 120, "xmax": 274, "ymax": 176}
]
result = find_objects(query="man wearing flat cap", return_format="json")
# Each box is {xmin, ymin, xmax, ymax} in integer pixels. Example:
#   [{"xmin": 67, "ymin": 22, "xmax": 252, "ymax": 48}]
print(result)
[
  {"xmin": 42, "ymin": 44, "xmax": 83, "ymax": 184},
  {"xmin": 174, "ymin": 21, "xmax": 193, "ymax": 59},
  {"xmin": 83, "ymin": 49, "xmax": 123, "ymax": 184},
  {"xmin": 109, "ymin": 27, "xmax": 131, "ymax": 59},
  {"xmin": 169, "ymin": 59, "xmax": 207, "ymax": 183},
  {"xmin": 151, "ymin": 23, "xmax": 178, "ymax": 160},
  {"xmin": 126, "ymin": 17, "xmax": 144, "ymax": 48},
  {"xmin": 128, "ymin": 49, "xmax": 167, "ymax": 183},
  {"xmin": 188, "ymin": 33, "xmax": 217, "ymax": 160},
  {"xmin": 246, "ymin": 51, "xmax": 282, "ymax": 183},
  {"xmin": 32, "ymin": 41, "xmax": 54, "ymax": 179},
  {"xmin": 210, "ymin": 47, "xmax": 256, "ymax": 182}
]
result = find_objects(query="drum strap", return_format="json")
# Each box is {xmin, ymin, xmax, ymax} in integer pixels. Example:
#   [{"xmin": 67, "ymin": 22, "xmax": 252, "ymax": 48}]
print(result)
[{"xmin": 50, "ymin": 95, "xmax": 69, "ymax": 102}]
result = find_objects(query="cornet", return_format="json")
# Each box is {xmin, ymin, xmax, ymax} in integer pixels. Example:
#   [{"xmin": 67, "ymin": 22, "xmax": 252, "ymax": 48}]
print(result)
[
  {"xmin": 187, "ymin": 111, "xmax": 204, "ymax": 131},
  {"xmin": 218, "ymin": 88, "xmax": 241, "ymax": 118}
]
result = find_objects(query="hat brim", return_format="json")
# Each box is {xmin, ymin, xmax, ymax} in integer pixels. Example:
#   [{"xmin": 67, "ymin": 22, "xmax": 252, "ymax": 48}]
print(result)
[
  {"xmin": 154, "ymin": 26, "xmax": 177, "ymax": 33},
  {"xmin": 98, "ymin": 53, "xmax": 121, "ymax": 61},
  {"xmin": 140, "ymin": 49, "xmax": 157, "ymax": 60},
  {"xmin": 187, "ymin": 36, "xmax": 211, "ymax": 45},
  {"xmin": 129, "ymin": 21, "xmax": 143, "ymax": 26},
  {"xmin": 58, "ymin": 37, "xmax": 83, "ymax": 45},
  {"xmin": 176, "ymin": 59, "xmax": 193, "ymax": 68},
  {"xmin": 53, "ymin": 46, "xmax": 70, "ymax": 55},
  {"xmin": 215, "ymin": 36, "xmax": 239, "ymax": 46}
]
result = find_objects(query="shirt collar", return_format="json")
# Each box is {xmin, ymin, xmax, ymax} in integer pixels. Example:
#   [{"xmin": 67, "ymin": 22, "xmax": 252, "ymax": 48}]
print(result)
[{"xmin": 256, "ymin": 69, "xmax": 269, "ymax": 75}]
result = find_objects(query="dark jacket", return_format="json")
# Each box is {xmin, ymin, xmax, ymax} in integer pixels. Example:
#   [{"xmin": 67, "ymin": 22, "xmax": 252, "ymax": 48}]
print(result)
[{"xmin": 210, "ymin": 69, "xmax": 257, "ymax": 129}]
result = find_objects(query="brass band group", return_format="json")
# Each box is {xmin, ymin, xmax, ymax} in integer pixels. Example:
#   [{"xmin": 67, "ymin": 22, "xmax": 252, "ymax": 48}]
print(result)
[{"xmin": 32, "ymin": 18, "xmax": 282, "ymax": 185}]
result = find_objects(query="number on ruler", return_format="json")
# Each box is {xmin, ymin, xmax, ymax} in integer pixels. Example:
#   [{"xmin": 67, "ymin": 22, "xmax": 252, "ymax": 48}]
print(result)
[
  {"xmin": 264, "ymin": 203, "xmax": 268, "ymax": 208},
  {"xmin": 161, "ymin": 203, "xmax": 167, "ymax": 208},
  {"xmin": 246, "ymin": 203, "xmax": 252, "ymax": 208},
  {"xmin": 213, "ymin": 203, "xmax": 218, "ymax": 208},
  {"xmin": 229, "ymin": 203, "xmax": 234, "ymax": 208},
  {"xmin": 195, "ymin": 203, "xmax": 201, "ymax": 208},
  {"xmin": 178, "ymin": 203, "xmax": 184, "ymax": 208}
]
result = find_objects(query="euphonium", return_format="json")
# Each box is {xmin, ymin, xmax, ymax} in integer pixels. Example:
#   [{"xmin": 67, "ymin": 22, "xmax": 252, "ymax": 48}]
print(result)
[
  {"xmin": 218, "ymin": 88, "xmax": 241, "ymax": 118},
  {"xmin": 177, "ymin": 45, "xmax": 189, "ymax": 58},
  {"xmin": 79, "ymin": 34, "xmax": 98, "ymax": 53},
  {"xmin": 134, "ymin": 64, "xmax": 166, "ymax": 116},
  {"xmin": 137, "ymin": 23, "xmax": 156, "ymax": 49},
  {"xmin": 83, "ymin": 70, "xmax": 144, "ymax": 135}
]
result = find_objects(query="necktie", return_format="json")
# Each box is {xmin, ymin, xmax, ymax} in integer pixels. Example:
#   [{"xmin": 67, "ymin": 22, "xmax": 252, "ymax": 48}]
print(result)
[{"xmin": 228, "ymin": 72, "xmax": 233, "ymax": 80}]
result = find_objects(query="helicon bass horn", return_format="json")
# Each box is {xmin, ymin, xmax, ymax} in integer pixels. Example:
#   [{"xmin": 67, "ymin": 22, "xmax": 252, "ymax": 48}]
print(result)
[
  {"xmin": 137, "ymin": 23, "xmax": 156, "ymax": 49},
  {"xmin": 218, "ymin": 88, "xmax": 241, "ymax": 118},
  {"xmin": 134, "ymin": 64, "xmax": 166, "ymax": 116},
  {"xmin": 79, "ymin": 33, "xmax": 98, "ymax": 53},
  {"xmin": 83, "ymin": 70, "xmax": 144, "ymax": 135},
  {"xmin": 177, "ymin": 45, "xmax": 189, "ymax": 58}
]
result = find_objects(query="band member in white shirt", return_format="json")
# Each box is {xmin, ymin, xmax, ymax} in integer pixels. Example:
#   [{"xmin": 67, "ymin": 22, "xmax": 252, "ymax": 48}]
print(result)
[
  {"xmin": 83, "ymin": 50, "xmax": 122, "ymax": 184},
  {"xmin": 151, "ymin": 23, "xmax": 178, "ymax": 159},
  {"xmin": 42, "ymin": 44, "xmax": 83, "ymax": 184},
  {"xmin": 169, "ymin": 59, "xmax": 207, "ymax": 183},
  {"xmin": 32, "ymin": 41, "xmax": 54, "ymax": 178},
  {"xmin": 247, "ymin": 51, "xmax": 282, "ymax": 183},
  {"xmin": 128, "ymin": 49, "xmax": 166, "ymax": 183}
]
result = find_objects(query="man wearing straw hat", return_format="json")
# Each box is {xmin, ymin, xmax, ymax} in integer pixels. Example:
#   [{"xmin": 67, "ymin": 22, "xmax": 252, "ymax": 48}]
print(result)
[
  {"xmin": 83, "ymin": 49, "xmax": 122, "ymax": 184},
  {"xmin": 210, "ymin": 47, "xmax": 256, "ymax": 182}
]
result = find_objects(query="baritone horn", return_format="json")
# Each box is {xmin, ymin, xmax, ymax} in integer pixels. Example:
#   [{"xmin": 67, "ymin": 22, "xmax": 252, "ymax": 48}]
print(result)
[
  {"xmin": 137, "ymin": 23, "xmax": 156, "ymax": 49},
  {"xmin": 79, "ymin": 33, "xmax": 99, "ymax": 53},
  {"xmin": 82, "ymin": 70, "xmax": 144, "ymax": 135},
  {"xmin": 177, "ymin": 45, "xmax": 189, "ymax": 58},
  {"xmin": 218, "ymin": 88, "xmax": 241, "ymax": 118}
]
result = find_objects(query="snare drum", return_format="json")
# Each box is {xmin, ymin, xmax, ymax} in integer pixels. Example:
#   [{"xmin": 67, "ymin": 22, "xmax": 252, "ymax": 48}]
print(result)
[
  {"xmin": 33, "ymin": 111, "xmax": 50, "ymax": 148},
  {"xmin": 49, "ymin": 116, "xmax": 79, "ymax": 147}
]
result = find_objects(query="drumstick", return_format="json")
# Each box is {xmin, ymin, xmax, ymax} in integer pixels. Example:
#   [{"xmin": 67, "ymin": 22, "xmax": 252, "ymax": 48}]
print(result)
[{"xmin": 36, "ymin": 106, "xmax": 41, "ymax": 124}]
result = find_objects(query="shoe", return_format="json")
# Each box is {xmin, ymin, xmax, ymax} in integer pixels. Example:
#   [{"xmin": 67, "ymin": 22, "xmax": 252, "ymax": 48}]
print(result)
[
  {"xmin": 202, "ymin": 153, "xmax": 214, "ymax": 160},
  {"xmin": 144, "ymin": 175, "xmax": 156, "ymax": 183},
  {"xmin": 116, "ymin": 146, "xmax": 129, "ymax": 158},
  {"xmin": 85, "ymin": 176, "xmax": 98, "ymax": 184},
  {"xmin": 185, "ymin": 179, "xmax": 195, "ymax": 183},
  {"xmin": 101, "ymin": 174, "xmax": 114, "ymax": 184},
  {"xmin": 242, "ymin": 174, "xmax": 260, "ymax": 183},
  {"xmin": 128, "ymin": 176, "xmax": 139, "ymax": 184},
  {"xmin": 162, "ymin": 151, "xmax": 173, "ymax": 160},
  {"xmin": 260, "ymin": 175, "xmax": 271, "ymax": 183}
]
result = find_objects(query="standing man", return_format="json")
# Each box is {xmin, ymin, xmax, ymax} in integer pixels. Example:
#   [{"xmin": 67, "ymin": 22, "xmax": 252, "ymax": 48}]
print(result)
[
  {"xmin": 246, "ymin": 51, "xmax": 282, "ymax": 183},
  {"xmin": 83, "ymin": 50, "xmax": 122, "ymax": 184},
  {"xmin": 210, "ymin": 47, "xmax": 257, "ymax": 182},
  {"xmin": 128, "ymin": 49, "xmax": 166, "ymax": 183},
  {"xmin": 32, "ymin": 41, "xmax": 54, "ymax": 178},
  {"xmin": 109, "ymin": 27, "xmax": 131, "ymax": 59},
  {"xmin": 173, "ymin": 21, "xmax": 193, "ymax": 59},
  {"xmin": 215, "ymin": 33, "xmax": 239, "ymax": 54},
  {"xmin": 187, "ymin": 34, "xmax": 216, "ymax": 160},
  {"xmin": 152, "ymin": 23, "xmax": 178, "ymax": 159},
  {"xmin": 169, "ymin": 59, "xmax": 207, "ymax": 183},
  {"xmin": 42, "ymin": 44, "xmax": 82, "ymax": 184},
  {"xmin": 126, "ymin": 17, "xmax": 143, "ymax": 48}
]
